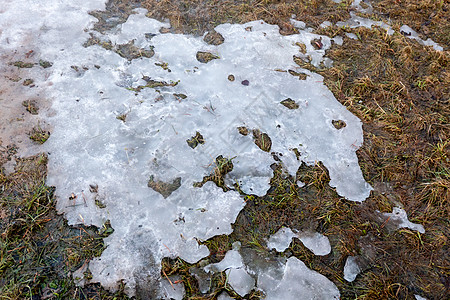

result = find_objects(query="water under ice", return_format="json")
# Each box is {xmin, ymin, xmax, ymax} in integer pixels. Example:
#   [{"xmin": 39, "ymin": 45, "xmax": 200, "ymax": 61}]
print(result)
[{"xmin": 1, "ymin": 0, "xmax": 374, "ymax": 297}]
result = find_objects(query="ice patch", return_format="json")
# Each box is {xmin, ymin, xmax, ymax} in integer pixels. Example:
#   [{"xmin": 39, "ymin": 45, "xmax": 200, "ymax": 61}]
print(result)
[
  {"xmin": 267, "ymin": 227, "xmax": 297, "ymax": 252},
  {"xmin": 336, "ymin": 13, "xmax": 443, "ymax": 51},
  {"xmin": 337, "ymin": 12, "xmax": 394, "ymax": 35},
  {"xmin": 267, "ymin": 227, "xmax": 331, "ymax": 255},
  {"xmin": 400, "ymin": 25, "xmax": 443, "ymax": 52},
  {"xmin": 259, "ymin": 257, "xmax": 340, "ymax": 300},
  {"xmin": 343, "ymin": 256, "xmax": 361, "ymax": 282},
  {"xmin": 415, "ymin": 295, "xmax": 427, "ymax": 300},
  {"xmin": 381, "ymin": 207, "xmax": 425, "ymax": 233},
  {"xmin": 1, "ymin": 1, "xmax": 373, "ymax": 296}
]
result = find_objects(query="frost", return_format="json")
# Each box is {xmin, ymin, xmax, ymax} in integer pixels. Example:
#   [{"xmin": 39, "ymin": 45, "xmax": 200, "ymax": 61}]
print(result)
[
  {"xmin": 267, "ymin": 227, "xmax": 331, "ymax": 255},
  {"xmin": 1, "ymin": 0, "xmax": 373, "ymax": 296},
  {"xmin": 381, "ymin": 207, "xmax": 425, "ymax": 233},
  {"xmin": 343, "ymin": 256, "xmax": 361, "ymax": 282}
]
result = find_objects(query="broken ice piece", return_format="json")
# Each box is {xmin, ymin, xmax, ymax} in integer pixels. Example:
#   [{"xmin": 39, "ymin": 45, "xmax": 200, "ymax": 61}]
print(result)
[
  {"xmin": 177, "ymin": 238, "xmax": 210, "ymax": 264},
  {"xmin": 217, "ymin": 292, "xmax": 234, "ymax": 300},
  {"xmin": 204, "ymin": 249, "xmax": 244, "ymax": 273},
  {"xmin": 189, "ymin": 267, "xmax": 210, "ymax": 293},
  {"xmin": 260, "ymin": 257, "xmax": 340, "ymax": 300},
  {"xmin": 267, "ymin": 227, "xmax": 297, "ymax": 252},
  {"xmin": 227, "ymin": 268, "xmax": 255, "ymax": 297},
  {"xmin": 381, "ymin": 207, "xmax": 425, "ymax": 233},
  {"xmin": 343, "ymin": 256, "xmax": 361, "ymax": 282},
  {"xmin": 267, "ymin": 227, "xmax": 331, "ymax": 255},
  {"xmin": 298, "ymin": 231, "xmax": 331, "ymax": 256},
  {"xmin": 203, "ymin": 247, "xmax": 255, "ymax": 296},
  {"xmin": 161, "ymin": 275, "xmax": 185, "ymax": 300}
]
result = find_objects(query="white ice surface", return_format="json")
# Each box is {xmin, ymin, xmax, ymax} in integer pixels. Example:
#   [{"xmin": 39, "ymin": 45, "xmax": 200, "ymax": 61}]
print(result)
[
  {"xmin": 381, "ymin": 207, "xmax": 425, "ymax": 234},
  {"xmin": 343, "ymin": 256, "xmax": 361, "ymax": 282},
  {"xmin": 260, "ymin": 257, "xmax": 340, "ymax": 300},
  {"xmin": 1, "ymin": 1, "xmax": 373, "ymax": 297},
  {"xmin": 267, "ymin": 227, "xmax": 331, "ymax": 255},
  {"xmin": 415, "ymin": 295, "xmax": 427, "ymax": 300}
]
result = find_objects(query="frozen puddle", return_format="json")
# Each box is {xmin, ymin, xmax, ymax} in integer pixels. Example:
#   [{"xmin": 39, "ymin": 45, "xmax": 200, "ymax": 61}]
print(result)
[{"xmin": 1, "ymin": 0, "xmax": 373, "ymax": 297}]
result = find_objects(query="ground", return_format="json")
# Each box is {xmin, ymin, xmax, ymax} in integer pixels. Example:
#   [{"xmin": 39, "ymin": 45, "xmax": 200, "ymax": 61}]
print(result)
[{"xmin": 0, "ymin": 0, "xmax": 448, "ymax": 299}]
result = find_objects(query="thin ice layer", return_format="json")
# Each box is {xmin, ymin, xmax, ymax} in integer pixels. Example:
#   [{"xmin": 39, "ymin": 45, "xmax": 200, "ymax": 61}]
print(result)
[{"xmin": 381, "ymin": 207, "xmax": 425, "ymax": 233}]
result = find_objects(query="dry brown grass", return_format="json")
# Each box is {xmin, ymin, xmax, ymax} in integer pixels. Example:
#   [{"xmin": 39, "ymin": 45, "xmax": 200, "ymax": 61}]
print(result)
[{"xmin": 143, "ymin": 0, "xmax": 352, "ymax": 34}]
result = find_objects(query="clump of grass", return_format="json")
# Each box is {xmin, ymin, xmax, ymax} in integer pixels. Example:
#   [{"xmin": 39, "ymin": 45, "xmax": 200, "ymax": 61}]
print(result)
[
  {"xmin": 29, "ymin": 125, "xmax": 50, "ymax": 144},
  {"xmin": 10, "ymin": 61, "xmax": 34, "ymax": 68},
  {"xmin": 194, "ymin": 155, "xmax": 235, "ymax": 191},
  {"xmin": 22, "ymin": 100, "xmax": 39, "ymax": 115}
]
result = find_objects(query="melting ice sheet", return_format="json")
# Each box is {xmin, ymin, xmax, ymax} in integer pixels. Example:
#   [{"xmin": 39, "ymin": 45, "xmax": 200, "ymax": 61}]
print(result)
[{"xmin": 1, "ymin": 0, "xmax": 372, "ymax": 297}]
